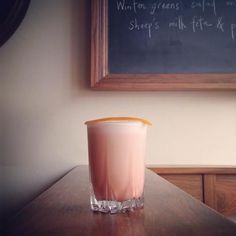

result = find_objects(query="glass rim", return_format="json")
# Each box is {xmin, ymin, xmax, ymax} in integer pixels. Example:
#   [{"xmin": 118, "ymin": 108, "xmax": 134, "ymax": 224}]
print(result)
[{"xmin": 85, "ymin": 117, "xmax": 152, "ymax": 126}]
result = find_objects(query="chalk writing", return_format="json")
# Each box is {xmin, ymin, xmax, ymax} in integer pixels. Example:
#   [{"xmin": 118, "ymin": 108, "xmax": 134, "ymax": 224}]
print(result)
[
  {"xmin": 150, "ymin": 2, "xmax": 181, "ymax": 15},
  {"xmin": 129, "ymin": 18, "xmax": 159, "ymax": 38},
  {"xmin": 116, "ymin": 0, "xmax": 146, "ymax": 13},
  {"xmin": 216, "ymin": 17, "xmax": 224, "ymax": 32},
  {"xmin": 226, "ymin": 1, "xmax": 236, "ymax": 7},
  {"xmin": 191, "ymin": 0, "xmax": 217, "ymax": 16},
  {"xmin": 169, "ymin": 16, "xmax": 187, "ymax": 31},
  {"xmin": 191, "ymin": 16, "xmax": 213, "ymax": 32},
  {"xmin": 114, "ymin": 0, "xmax": 236, "ymax": 41}
]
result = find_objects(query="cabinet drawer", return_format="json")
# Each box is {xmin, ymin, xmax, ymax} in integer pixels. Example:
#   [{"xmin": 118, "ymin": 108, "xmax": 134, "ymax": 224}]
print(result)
[{"xmin": 204, "ymin": 174, "xmax": 236, "ymax": 216}]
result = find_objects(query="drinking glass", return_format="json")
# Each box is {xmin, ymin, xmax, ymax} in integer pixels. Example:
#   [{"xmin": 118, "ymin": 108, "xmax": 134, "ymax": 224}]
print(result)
[{"xmin": 85, "ymin": 117, "xmax": 151, "ymax": 213}]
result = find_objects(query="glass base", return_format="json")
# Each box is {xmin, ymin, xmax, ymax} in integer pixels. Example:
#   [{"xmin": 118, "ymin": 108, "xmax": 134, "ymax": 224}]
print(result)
[{"xmin": 90, "ymin": 195, "xmax": 144, "ymax": 214}]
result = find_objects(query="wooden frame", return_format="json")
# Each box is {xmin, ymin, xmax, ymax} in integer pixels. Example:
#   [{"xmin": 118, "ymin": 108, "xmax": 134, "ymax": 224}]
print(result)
[{"xmin": 91, "ymin": 0, "xmax": 236, "ymax": 91}]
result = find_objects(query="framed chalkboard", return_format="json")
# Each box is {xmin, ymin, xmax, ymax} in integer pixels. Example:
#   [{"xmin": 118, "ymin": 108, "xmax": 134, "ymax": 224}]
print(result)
[{"xmin": 91, "ymin": 0, "xmax": 236, "ymax": 90}]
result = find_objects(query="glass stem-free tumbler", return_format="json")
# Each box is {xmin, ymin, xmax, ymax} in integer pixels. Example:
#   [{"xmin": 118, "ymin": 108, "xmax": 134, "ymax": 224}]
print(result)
[{"xmin": 85, "ymin": 117, "xmax": 151, "ymax": 213}]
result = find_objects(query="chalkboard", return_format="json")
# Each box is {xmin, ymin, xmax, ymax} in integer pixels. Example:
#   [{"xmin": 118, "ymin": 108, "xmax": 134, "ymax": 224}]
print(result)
[
  {"xmin": 91, "ymin": 0, "xmax": 236, "ymax": 90},
  {"xmin": 109, "ymin": 0, "xmax": 236, "ymax": 73}
]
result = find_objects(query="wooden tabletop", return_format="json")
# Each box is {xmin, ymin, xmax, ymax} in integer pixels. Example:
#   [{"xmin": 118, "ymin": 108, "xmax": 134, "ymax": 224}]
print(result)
[{"xmin": 5, "ymin": 166, "xmax": 236, "ymax": 236}]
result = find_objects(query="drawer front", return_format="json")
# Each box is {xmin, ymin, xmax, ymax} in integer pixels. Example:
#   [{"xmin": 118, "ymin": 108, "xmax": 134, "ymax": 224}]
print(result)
[
  {"xmin": 204, "ymin": 174, "xmax": 236, "ymax": 216},
  {"xmin": 160, "ymin": 174, "xmax": 203, "ymax": 202}
]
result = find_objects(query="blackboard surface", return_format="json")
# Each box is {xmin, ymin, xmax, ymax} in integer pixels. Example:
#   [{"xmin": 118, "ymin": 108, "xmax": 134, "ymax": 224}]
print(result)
[{"xmin": 108, "ymin": 0, "xmax": 236, "ymax": 74}]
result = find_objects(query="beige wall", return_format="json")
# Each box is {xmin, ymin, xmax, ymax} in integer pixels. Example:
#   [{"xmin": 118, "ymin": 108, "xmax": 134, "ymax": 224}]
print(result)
[{"xmin": 1, "ymin": 0, "xmax": 236, "ymax": 220}]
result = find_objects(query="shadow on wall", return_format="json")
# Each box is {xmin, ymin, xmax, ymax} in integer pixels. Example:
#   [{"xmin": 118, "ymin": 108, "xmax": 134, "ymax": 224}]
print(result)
[
  {"xmin": 70, "ymin": 0, "xmax": 91, "ymax": 93},
  {"xmin": 0, "ymin": 0, "xmax": 91, "ymax": 226}
]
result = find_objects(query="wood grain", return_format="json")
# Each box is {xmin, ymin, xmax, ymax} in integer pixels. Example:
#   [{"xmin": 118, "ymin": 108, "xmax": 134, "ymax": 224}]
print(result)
[
  {"xmin": 91, "ymin": 0, "xmax": 236, "ymax": 91},
  {"xmin": 204, "ymin": 174, "xmax": 217, "ymax": 209},
  {"xmin": 204, "ymin": 174, "xmax": 236, "ymax": 216},
  {"xmin": 4, "ymin": 166, "xmax": 236, "ymax": 236},
  {"xmin": 159, "ymin": 174, "xmax": 203, "ymax": 201}
]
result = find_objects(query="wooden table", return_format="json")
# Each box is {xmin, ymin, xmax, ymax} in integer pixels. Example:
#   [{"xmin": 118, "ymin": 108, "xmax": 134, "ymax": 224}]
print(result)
[{"xmin": 5, "ymin": 166, "xmax": 236, "ymax": 236}]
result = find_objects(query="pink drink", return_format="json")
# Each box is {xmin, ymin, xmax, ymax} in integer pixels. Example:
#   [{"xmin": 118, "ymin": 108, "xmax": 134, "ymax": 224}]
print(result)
[{"xmin": 85, "ymin": 117, "xmax": 151, "ymax": 213}]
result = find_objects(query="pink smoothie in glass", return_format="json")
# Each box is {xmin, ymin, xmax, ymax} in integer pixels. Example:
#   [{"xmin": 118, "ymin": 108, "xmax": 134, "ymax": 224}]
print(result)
[{"xmin": 86, "ymin": 117, "xmax": 149, "ymax": 202}]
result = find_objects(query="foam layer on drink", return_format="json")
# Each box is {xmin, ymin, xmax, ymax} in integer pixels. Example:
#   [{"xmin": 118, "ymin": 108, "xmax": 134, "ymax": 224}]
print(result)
[{"xmin": 87, "ymin": 122, "xmax": 146, "ymax": 201}]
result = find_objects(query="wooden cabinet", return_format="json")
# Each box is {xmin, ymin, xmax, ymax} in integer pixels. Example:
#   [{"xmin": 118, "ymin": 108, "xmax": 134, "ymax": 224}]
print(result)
[{"xmin": 149, "ymin": 166, "xmax": 236, "ymax": 216}]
